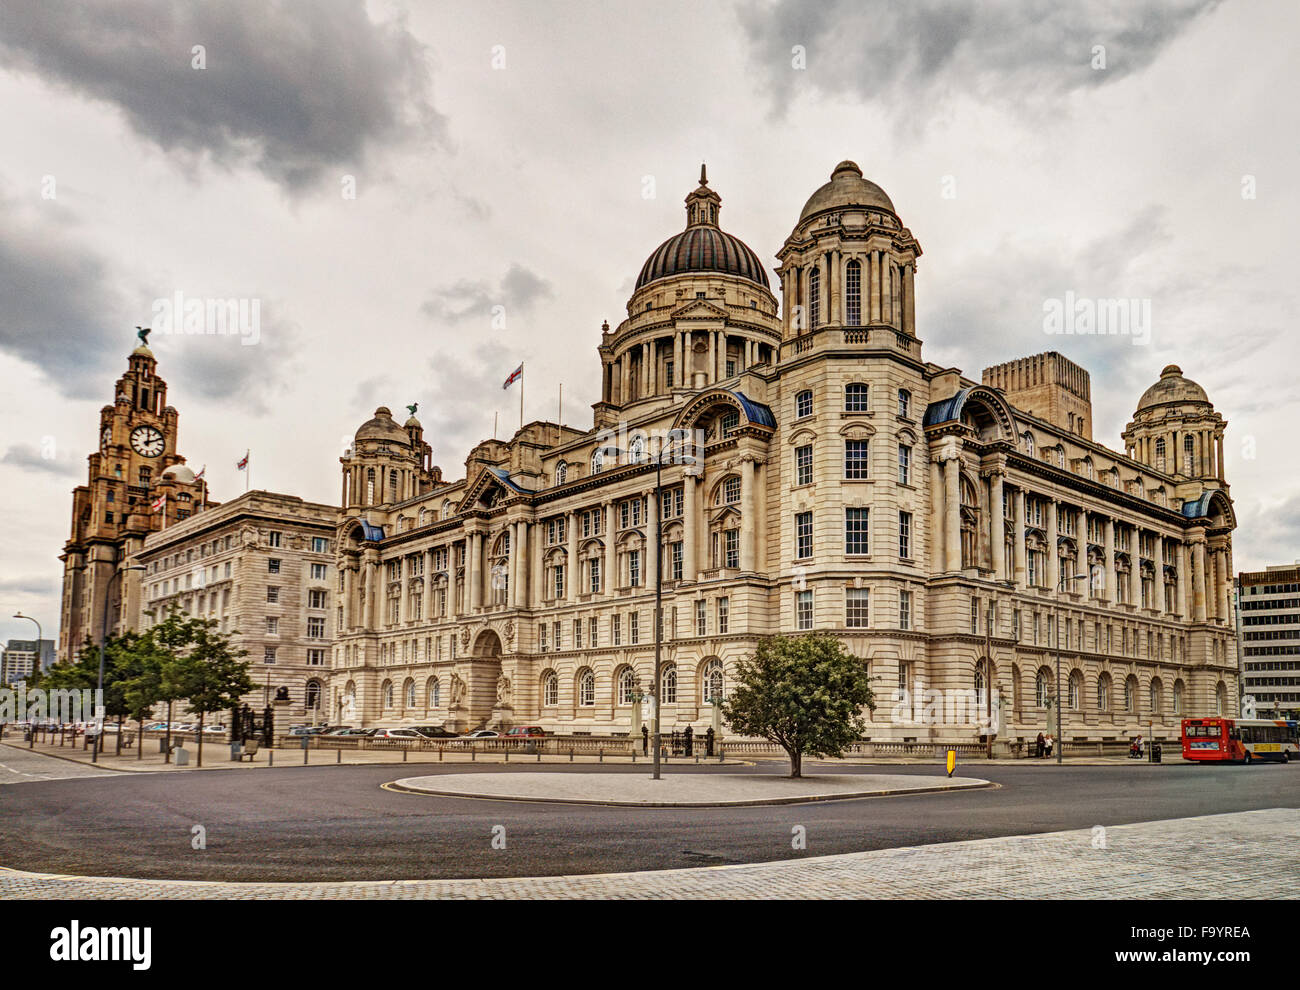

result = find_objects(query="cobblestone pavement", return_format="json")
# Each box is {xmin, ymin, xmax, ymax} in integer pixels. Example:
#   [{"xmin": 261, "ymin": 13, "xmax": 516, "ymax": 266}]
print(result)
[{"xmin": 1, "ymin": 809, "xmax": 1293, "ymax": 899}]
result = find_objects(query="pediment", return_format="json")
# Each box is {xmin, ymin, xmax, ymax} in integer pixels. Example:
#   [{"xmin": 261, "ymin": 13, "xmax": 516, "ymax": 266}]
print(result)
[{"xmin": 671, "ymin": 299, "xmax": 729, "ymax": 321}]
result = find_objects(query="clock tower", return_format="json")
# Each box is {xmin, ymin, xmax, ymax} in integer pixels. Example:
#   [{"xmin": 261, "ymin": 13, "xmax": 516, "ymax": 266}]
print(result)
[{"xmin": 57, "ymin": 332, "xmax": 210, "ymax": 661}]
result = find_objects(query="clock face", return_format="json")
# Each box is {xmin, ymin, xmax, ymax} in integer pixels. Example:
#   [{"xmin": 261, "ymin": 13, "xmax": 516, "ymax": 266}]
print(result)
[
  {"xmin": 101, "ymin": 426, "xmax": 111, "ymax": 451},
  {"xmin": 130, "ymin": 425, "xmax": 165, "ymax": 457}
]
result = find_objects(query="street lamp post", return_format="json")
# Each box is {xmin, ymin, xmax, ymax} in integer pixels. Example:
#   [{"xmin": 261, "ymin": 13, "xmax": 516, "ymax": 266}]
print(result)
[
  {"xmin": 1055, "ymin": 571, "xmax": 1089, "ymax": 765},
  {"xmin": 12, "ymin": 612, "xmax": 41, "ymax": 745},
  {"xmin": 95, "ymin": 563, "xmax": 146, "ymax": 763}
]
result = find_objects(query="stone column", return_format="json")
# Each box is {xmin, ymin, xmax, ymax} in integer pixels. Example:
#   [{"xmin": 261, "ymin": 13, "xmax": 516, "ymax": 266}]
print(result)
[
  {"xmin": 707, "ymin": 332, "xmax": 717, "ymax": 384},
  {"xmin": 683, "ymin": 474, "xmax": 698, "ymax": 582},
  {"xmin": 363, "ymin": 553, "xmax": 379, "ymax": 628},
  {"xmin": 1046, "ymin": 497, "xmax": 1060, "ymax": 591},
  {"xmin": 343, "ymin": 564, "xmax": 356, "ymax": 630},
  {"xmin": 603, "ymin": 500, "xmax": 616, "ymax": 594},
  {"xmin": 468, "ymin": 532, "xmax": 483, "ymax": 611},
  {"xmin": 1191, "ymin": 534, "xmax": 1207, "ymax": 622},
  {"xmin": 1014, "ymin": 488, "xmax": 1027, "ymax": 588},
  {"xmin": 903, "ymin": 263, "xmax": 916, "ymax": 334},
  {"xmin": 944, "ymin": 455, "xmax": 961, "ymax": 572},
  {"xmin": 1176, "ymin": 541, "xmax": 1188, "ymax": 618},
  {"xmin": 1216, "ymin": 434, "xmax": 1225, "ymax": 481},
  {"xmin": 646, "ymin": 487, "xmax": 660, "ymax": 588},
  {"xmin": 1129, "ymin": 527, "xmax": 1141, "ymax": 607},
  {"xmin": 1102, "ymin": 518, "xmax": 1115, "ymax": 603},
  {"xmin": 881, "ymin": 256, "xmax": 893, "ymax": 329},
  {"xmin": 1214, "ymin": 546, "xmax": 1227, "ymax": 622},
  {"xmin": 566, "ymin": 510, "xmax": 578, "ymax": 601},
  {"xmin": 990, "ymin": 471, "xmax": 1005, "ymax": 580},
  {"xmin": 530, "ymin": 523, "xmax": 543, "ymax": 608},
  {"xmin": 620, "ymin": 356, "xmax": 630, "ymax": 405},
  {"xmin": 1155, "ymin": 538, "xmax": 1166, "ymax": 615},
  {"xmin": 673, "ymin": 333, "xmax": 683, "ymax": 387},
  {"xmin": 449, "ymin": 551, "xmax": 460, "ymax": 619},
  {"xmin": 740, "ymin": 456, "xmax": 757, "ymax": 572},
  {"xmin": 828, "ymin": 251, "xmax": 839, "ymax": 325}
]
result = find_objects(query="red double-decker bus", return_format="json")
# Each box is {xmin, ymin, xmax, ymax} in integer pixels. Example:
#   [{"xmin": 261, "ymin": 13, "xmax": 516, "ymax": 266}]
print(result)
[{"xmin": 1181, "ymin": 717, "xmax": 1298, "ymax": 764}]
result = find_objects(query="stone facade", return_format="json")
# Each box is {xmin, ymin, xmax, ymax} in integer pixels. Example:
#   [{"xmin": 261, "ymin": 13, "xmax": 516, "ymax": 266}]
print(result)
[
  {"xmin": 130, "ymin": 491, "xmax": 339, "ymax": 721},
  {"xmin": 326, "ymin": 161, "xmax": 1240, "ymax": 741}
]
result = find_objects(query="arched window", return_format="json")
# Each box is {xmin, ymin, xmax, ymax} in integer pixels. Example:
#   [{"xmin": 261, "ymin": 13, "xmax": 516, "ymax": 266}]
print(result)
[
  {"xmin": 389, "ymin": 469, "xmax": 399, "ymax": 502},
  {"xmin": 1022, "ymin": 432, "xmax": 1035, "ymax": 456},
  {"xmin": 578, "ymin": 669, "xmax": 596, "ymax": 707},
  {"xmin": 618, "ymin": 668, "xmax": 637, "ymax": 706},
  {"xmin": 845, "ymin": 259, "xmax": 862, "ymax": 326},
  {"xmin": 662, "ymin": 666, "xmax": 677, "ymax": 704},
  {"xmin": 442, "ymin": 499, "xmax": 452, "ymax": 519},
  {"xmin": 844, "ymin": 382, "xmax": 869, "ymax": 412},
  {"xmin": 718, "ymin": 476, "xmax": 740, "ymax": 505},
  {"xmin": 1154, "ymin": 437, "xmax": 1167, "ymax": 472},
  {"xmin": 628, "ymin": 436, "xmax": 645, "ymax": 464},
  {"xmin": 974, "ymin": 660, "xmax": 989, "ymax": 709},
  {"xmin": 897, "ymin": 389, "xmax": 911, "ymax": 418},
  {"xmin": 796, "ymin": 390, "xmax": 813, "ymax": 419},
  {"xmin": 366, "ymin": 469, "xmax": 376, "ymax": 505},
  {"xmin": 1036, "ymin": 668, "xmax": 1050, "ymax": 708},
  {"xmin": 1183, "ymin": 435, "xmax": 1195, "ymax": 474},
  {"xmin": 555, "ymin": 460, "xmax": 568, "ymax": 485},
  {"xmin": 305, "ymin": 680, "xmax": 322, "ymax": 711},
  {"xmin": 591, "ymin": 448, "xmax": 604, "ymax": 474},
  {"xmin": 428, "ymin": 678, "xmax": 440, "ymax": 708},
  {"xmin": 542, "ymin": 671, "xmax": 558, "ymax": 707},
  {"xmin": 703, "ymin": 659, "xmax": 724, "ymax": 705},
  {"xmin": 382, "ymin": 680, "xmax": 394, "ymax": 709},
  {"xmin": 809, "ymin": 266, "xmax": 821, "ymax": 328},
  {"xmin": 1215, "ymin": 681, "xmax": 1226, "ymax": 716},
  {"xmin": 1173, "ymin": 679, "xmax": 1184, "ymax": 716},
  {"xmin": 1097, "ymin": 674, "xmax": 1111, "ymax": 712},
  {"xmin": 1149, "ymin": 678, "xmax": 1163, "ymax": 715},
  {"xmin": 1124, "ymin": 676, "xmax": 1137, "ymax": 713},
  {"xmin": 405, "ymin": 679, "xmax": 416, "ymax": 709},
  {"xmin": 1068, "ymin": 670, "xmax": 1083, "ymax": 711}
]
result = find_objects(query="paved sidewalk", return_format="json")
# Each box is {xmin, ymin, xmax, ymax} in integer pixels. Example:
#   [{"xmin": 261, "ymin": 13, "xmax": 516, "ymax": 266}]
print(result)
[
  {"xmin": 1, "ymin": 809, "xmax": 1294, "ymax": 899},
  {"xmin": 390, "ymin": 770, "xmax": 990, "ymax": 805}
]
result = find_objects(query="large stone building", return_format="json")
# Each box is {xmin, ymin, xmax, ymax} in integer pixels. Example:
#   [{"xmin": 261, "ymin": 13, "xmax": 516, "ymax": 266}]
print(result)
[
  {"xmin": 131, "ymin": 490, "xmax": 339, "ymax": 721},
  {"xmin": 1237, "ymin": 563, "xmax": 1300, "ymax": 718},
  {"xmin": 58, "ymin": 335, "xmax": 209, "ymax": 662},
  {"xmin": 326, "ymin": 162, "xmax": 1240, "ymax": 741}
]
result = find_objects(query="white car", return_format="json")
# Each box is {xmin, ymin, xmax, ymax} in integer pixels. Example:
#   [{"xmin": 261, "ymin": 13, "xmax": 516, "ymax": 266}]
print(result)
[
  {"xmin": 462, "ymin": 730, "xmax": 499, "ymax": 738},
  {"xmin": 371, "ymin": 728, "xmax": 423, "ymax": 739}
]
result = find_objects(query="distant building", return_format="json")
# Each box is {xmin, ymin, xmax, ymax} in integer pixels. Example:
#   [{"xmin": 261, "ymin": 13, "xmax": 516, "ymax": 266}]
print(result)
[
  {"xmin": 1237, "ymin": 564, "xmax": 1300, "ymax": 718},
  {"xmin": 1, "ymin": 639, "xmax": 56, "ymax": 686},
  {"xmin": 131, "ymin": 490, "xmax": 339, "ymax": 721}
]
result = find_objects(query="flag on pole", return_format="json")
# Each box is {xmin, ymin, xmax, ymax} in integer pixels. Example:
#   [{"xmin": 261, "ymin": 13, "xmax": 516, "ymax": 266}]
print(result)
[
  {"xmin": 151, "ymin": 493, "xmax": 166, "ymax": 512},
  {"xmin": 194, "ymin": 465, "xmax": 206, "ymax": 481},
  {"xmin": 236, "ymin": 450, "xmax": 249, "ymax": 470},
  {"xmin": 502, "ymin": 363, "xmax": 523, "ymax": 390}
]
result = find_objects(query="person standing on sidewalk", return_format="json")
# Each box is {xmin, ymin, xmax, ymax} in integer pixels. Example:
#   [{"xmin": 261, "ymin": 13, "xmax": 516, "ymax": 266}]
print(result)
[
  {"xmin": 641, "ymin": 723, "xmax": 649, "ymax": 755},
  {"xmin": 1036, "ymin": 731, "xmax": 1045, "ymax": 758}
]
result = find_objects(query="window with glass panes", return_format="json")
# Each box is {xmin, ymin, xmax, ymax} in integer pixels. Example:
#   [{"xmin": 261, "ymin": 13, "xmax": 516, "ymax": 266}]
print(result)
[
  {"xmin": 718, "ymin": 597, "xmax": 729, "ymax": 633},
  {"xmin": 899, "ymin": 590, "xmax": 912, "ymax": 630},
  {"xmin": 845, "ymin": 440, "xmax": 869, "ymax": 479},
  {"xmin": 695, "ymin": 599, "xmax": 707, "ymax": 636},
  {"xmin": 796, "ymin": 590, "xmax": 813, "ymax": 630},
  {"xmin": 589, "ymin": 558, "xmax": 601, "ymax": 594},
  {"xmin": 589, "ymin": 616, "xmax": 599, "ymax": 648},
  {"xmin": 796, "ymin": 444, "xmax": 812, "ymax": 486},
  {"xmin": 899, "ymin": 511, "xmax": 912, "ymax": 558},
  {"xmin": 846, "ymin": 587, "xmax": 870, "ymax": 627},
  {"xmin": 845, "ymin": 508, "xmax": 870, "ymax": 555},
  {"xmin": 629, "ymin": 549, "xmax": 641, "ymax": 586},
  {"xmin": 796, "ymin": 390, "xmax": 813, "ymax": 418},
  {"xmin": 612, "ymin": 613, "xmax": 621, "ymax": 645},
  {"xmin": 898, "ymin": 444, "xmax": 911, "ymax": 485},
  {"xmin": 629, "ymin": 612, "xmax": 639, "ymax": 644},
  {"xmin": 844, "ymin": 383, "xmax": 869, "ymax": 412},
  {"xmin": 670, "ymin": 541, "xmax": 683, "ymax": 580},
  {"xmin": 897, "ymin": 389, "xmax": 911, "ymax": 418},
  {"xmin": 796, "ymin": 511, "xmax": 813, "ymax": 559}
]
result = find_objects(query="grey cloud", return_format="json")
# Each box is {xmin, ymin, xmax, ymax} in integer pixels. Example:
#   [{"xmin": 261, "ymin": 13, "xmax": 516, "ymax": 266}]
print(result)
[
  {"xmin": 419, "ymin": 340, "xmax": 517, "ymax": 474},
  {"xmin": 738, "ymin": 0, "xmax": 1220, "ymax": 116},
  {"xmin": 421, "ymin": 264, "xmax": 553, "ymax": 325},
  {"xmin": 0, "ymin": 193, "xmax": 125, "ymax": 396},
  {"xmin": 1237, "ymin": 493, "xmax": 1300, "ymax": 572},
  {"xmin": 162, "ymin": 308, "xmax": 303, "ymax": 416},
  {"xmin": 1, "ymin": 443, "xmax": 83, "ymax": 478},
  {"xmin": 0, "ymin": 0, "xmax": 445, "ymax": 192}
]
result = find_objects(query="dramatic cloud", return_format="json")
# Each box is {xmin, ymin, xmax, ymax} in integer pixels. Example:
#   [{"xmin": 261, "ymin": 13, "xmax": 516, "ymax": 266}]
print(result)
[
  {"xmin": 738, "ymin": 0, "xmax": 1220, "ymax": 116},
  {"xmin": 1, "ymin": 442, "xmax": 83, "ymax": 478},
  {"xmin": 0, "ymin": 0, "xmax": 445, "ymax": 191},
  {"xmin": 0, "ymin": 192, "xmax": 126, "ymax": 396},
  {"xmin": 421, "ymin": 264, "xmax": 553, "ymax": 326},
  {"xmin": 162, "ymin": 308, "xmax": 303, "ymax": 416}
]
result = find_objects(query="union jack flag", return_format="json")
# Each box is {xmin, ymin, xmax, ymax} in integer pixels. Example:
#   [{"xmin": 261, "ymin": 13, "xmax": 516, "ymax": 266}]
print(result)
[
  {"xmin": 236, "ymin": 450, "xmax": 249, "ymax": 470},
  {"xmin": 502, "ymin": 363, "xmax": 523, "ymax": 390}
]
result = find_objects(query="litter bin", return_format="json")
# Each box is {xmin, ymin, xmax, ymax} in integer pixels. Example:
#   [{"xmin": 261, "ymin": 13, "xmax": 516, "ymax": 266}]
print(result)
[
  {"xmin": 158, "ymin": 738, "xmax": 169, "ymax": 754},
  {"xmin": 173, "ymin": 746, "xmax": 189, "ymax": 766},
  {"xmin": 1151, "ymin": 742, "xmax": 1162, "ymax": 764},
  {"xmin": 230, "ymin": 741, "xmax": 242, "ymax": 762}
]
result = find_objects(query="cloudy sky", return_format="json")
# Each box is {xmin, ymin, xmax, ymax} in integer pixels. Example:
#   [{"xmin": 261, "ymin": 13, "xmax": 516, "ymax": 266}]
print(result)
[{"xmin": 2, "ymin": 0, "xmax": 1297, "ymax": 645}]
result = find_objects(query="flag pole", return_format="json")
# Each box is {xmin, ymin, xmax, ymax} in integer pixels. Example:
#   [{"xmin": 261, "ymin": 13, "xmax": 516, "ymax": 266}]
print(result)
[
  {"xmin": 519, "ymin": 362, "xmax": 525, "ymax": 432},
  {"xmin": 246, "ymin": 450, "xmax": 251, "ymax": 494},
  {"xmin": 494, "ymin": 411, "xmax": 498, "ymax": 440}
]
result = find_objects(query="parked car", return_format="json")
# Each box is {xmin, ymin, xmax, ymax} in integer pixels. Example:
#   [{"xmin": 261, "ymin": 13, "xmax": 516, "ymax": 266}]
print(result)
[
  {"xmin": 288, "ymin": 726, "xmax": 328, "ymax": 736},
  {"xmin": 411, "ymin": 725, "xmax": 457, "ymax": 738},
  {"xmin": 323, "ymin": 726, "xmax": 355, "ymax": 735},
  {"xmin": 461, "ymin": 729, "xmax": 499, "ymax": 738},
  {"xmin": 369, "ymin": 728, "xmax": 423, "ymax": 739},
  {"xmin": 504, "ymin": 726, "xmax": 547, "ymax": 738}
]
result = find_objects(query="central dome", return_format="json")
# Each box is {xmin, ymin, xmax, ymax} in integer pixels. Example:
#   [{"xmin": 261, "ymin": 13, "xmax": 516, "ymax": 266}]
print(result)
[
  {"xmin": 635, "ymin": 165, "xmax": 770, "ymax": 291},
  {"xmin": 1136, "ymin": 365, "xmax": 1210, "ymax": 411},
  {"xmin": 799, "ymin": 160, "xmax": 895, "ymax": 220}
]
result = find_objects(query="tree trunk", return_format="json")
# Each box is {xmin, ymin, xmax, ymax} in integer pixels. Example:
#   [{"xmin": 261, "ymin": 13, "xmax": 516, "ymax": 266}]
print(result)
[
  {"xmin": 165, "ymin": 701, "xmax": 173, "ymax": 763},
  {"xmin": 116, "ymin": 714, "xmax": 123, "ymax": 755},
  {"xmin": 197, "ymin": 710, "xmax": 205, "ymax": 767},
  {"xmin": 138, "ymin": 717, "xmax": 144, "ymax": 760},
  {"xmin": 787, "ymin": 747, "xmax": 802, "ymax": 778}
]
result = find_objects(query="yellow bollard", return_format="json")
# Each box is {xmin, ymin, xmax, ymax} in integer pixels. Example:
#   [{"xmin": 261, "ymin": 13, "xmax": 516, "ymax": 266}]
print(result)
[{"xmin": 946, "ymin": 749, "xmax": 956, "ymax": 778}]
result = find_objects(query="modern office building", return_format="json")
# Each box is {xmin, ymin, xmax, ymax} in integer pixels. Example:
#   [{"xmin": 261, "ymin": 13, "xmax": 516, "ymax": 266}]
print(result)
[{"xmin": 1237, "ymin": 563, "xmax": 1300, "ymax": 718}]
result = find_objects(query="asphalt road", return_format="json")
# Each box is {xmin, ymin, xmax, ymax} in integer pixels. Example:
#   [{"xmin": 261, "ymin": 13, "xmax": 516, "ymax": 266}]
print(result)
[{"xmin": 1, "ymin": 752, "xmax": 1297, "ymax": 882}]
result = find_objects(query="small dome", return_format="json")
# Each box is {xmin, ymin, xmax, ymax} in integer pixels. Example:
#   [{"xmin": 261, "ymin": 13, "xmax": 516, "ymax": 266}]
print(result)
[
  {"xmin": 132, "ymin": 344, "xmax": 154, "ymax": 358},
  {"xmin": 355, "ymin": 406, "xmax": 410, "ymax": 444},
  {"xmin": 162, "ymin": 464, "xmax": 195, "ymax": 483},
  {"xmin": 799, "ymin": 160, "xmax": 895, "ymax": 221},
  {"xmin": 404, "ymin": 416, "xmax": 421, "ymax": 429},
  {"xmin": 1136, "ymin": 365, "xmax": 1210, "ymax": 410}
]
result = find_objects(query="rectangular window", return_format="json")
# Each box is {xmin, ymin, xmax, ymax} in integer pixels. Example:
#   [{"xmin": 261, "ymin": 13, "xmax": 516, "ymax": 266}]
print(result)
[
  {"xmin": 971, "ymin": 599, "xmax": 980, "ymax": 634},
  {"xmin": 899, "ymin": 511, "xmax": 912, "ymax": 559},
  {"xmin": 589, "ymin": 616, "xmax": 599, "ymax": 648},
  {"xmin": 312, "ymin": 537, "xmax": 329, "ymax": 553},
  {"xmin": 899, "ymin": 590, "xmax": 912, "ymax": 630},
  {"xmin": 267, "ymin": 559, "xmax": 281, "ymax": 574},
  {"xmin": 539, "ymin": 623, "xmax": 548, "ymax": 653},
  {"xmin": 671, "ymin": 542, "xmax": 683, "ymax": 581},
  {"xmin": 629, "ymin": 549, "xmax": 641, "ymax": 587},
  {"xmin": 224, "ymin": 562, "xmax": 232, "ymax": 579},
  {"xmin": 898, "ymin": 444, "xmax": 911, "ymax": 485},
  {"xmin": 267, "ymin": 586, "xmax": 280, "ymax": 603},
  {"xmin": 846, "ymin": 587, "xmax": 870, "ymax": 628},
  {"xmin": 574, "ymin": 618, "xmax": 583, "ymax": 649},
  {"xmin": 266, "ymin": 616, "xmax": 279, "ymax": 634},
  {"xmin": 308, "ymin": 589, "xmax": 327, "ymax": 609},
  {"xmin": 796, "ymin": 590, "xmax": 813, "ymax": 630},
  {"xmin": 308, "ymin": 649, "xmax": 325, "ymax": 666},
  {"xmin": 613, "ymin": 613, "xmax": 622, "ymax": 646},
  {"xmin": 796, "ymin": 444, "xmax": 813, "ymax": 486},
  {"xmin": 311, "ymin": 563, "xmax": 327, "ymax": 581},
  {"xmin": 553, "ymin": 565, "xmax": 565, "ymax": 599},
  {"xmin": 845, "ymin": 508, "xmax": 870, "ymax": 555},
  {"xmin": 590, "ymin": 558, "xmax": 601, "ymax": 594},
  {"xmin": 795, "ymin": 512, "xmax": 814, "ymax": 560},
  {"xmin": 726, "ymin": 359, "xmax": 736, "ymax": 377},
  {"xmin": 268, "ymin": 531, "xmax": 281, "ymax": 547},
  {"xmin": 629, "ymin": 612, "xmax": 639, "ymax": 645},
  {"xmin": 264, "ymin": 646, "xmax": 276, "ymax": 664},
  {"xmin": 718, "ymin": 597, "xmax": 730, "ymax": 634},
  {"xmin": 724, "ymin": 530, "xmax": 739, "ymax": 569},
  {"xmin": 307, "ymin": 617, "xmax": 326, "ymax": 638},
  {"xmin": 553, "ymin": 621, "xmax": 562, "ymax": 651},
  {"xmin": 695, "ymin": 599, "xmax": 707, "ymax": 636},
  {"xmin": 845, "ymin": 440, "xmax": 869, "ymax": 479}
]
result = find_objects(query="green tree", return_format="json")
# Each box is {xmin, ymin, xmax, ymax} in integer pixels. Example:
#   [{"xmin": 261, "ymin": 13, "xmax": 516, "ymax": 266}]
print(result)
[
  {"xmin": 170, "ymin": 617, "xmax": 253, "ymax": 767},
  {"xmin": 722, "ymin": 633, "xmax": 875, "ymax": 777},
  {"xmin": 144, "ymin": 605, "xmax": 204, "ymax": 760}
]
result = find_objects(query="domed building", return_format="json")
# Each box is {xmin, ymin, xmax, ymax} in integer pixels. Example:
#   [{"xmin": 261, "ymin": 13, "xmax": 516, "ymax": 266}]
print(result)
[{"xmin": 326, "ymin": 162, "xmax": 1240, "ymax": 747}]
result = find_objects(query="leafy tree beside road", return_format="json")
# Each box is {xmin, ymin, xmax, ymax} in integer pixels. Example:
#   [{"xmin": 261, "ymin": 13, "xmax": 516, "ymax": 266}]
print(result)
[{"xmin": 722, "ymin": 633, "xmax": 875, "ymax": 778}]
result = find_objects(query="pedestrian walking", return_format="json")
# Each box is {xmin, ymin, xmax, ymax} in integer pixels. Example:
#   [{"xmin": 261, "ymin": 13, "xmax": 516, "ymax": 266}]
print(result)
[
  {"xmin": 684, "ymin": 724, "xmax": 694, "ymax": 756},
  {"xmin": 1045, "ymin": 733, "xmax": 1054, "ymax": 758},
  {"xmin": 705, "ymin": 726, "xmax": 715, "ymax": 757},
  {"xmin": 1036, "ymin": 731, "xmax": 1045, "ymax": 758},
  {"xmin": 641, "ymin": 723, "xmax": 649, "ymax": 755}
]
